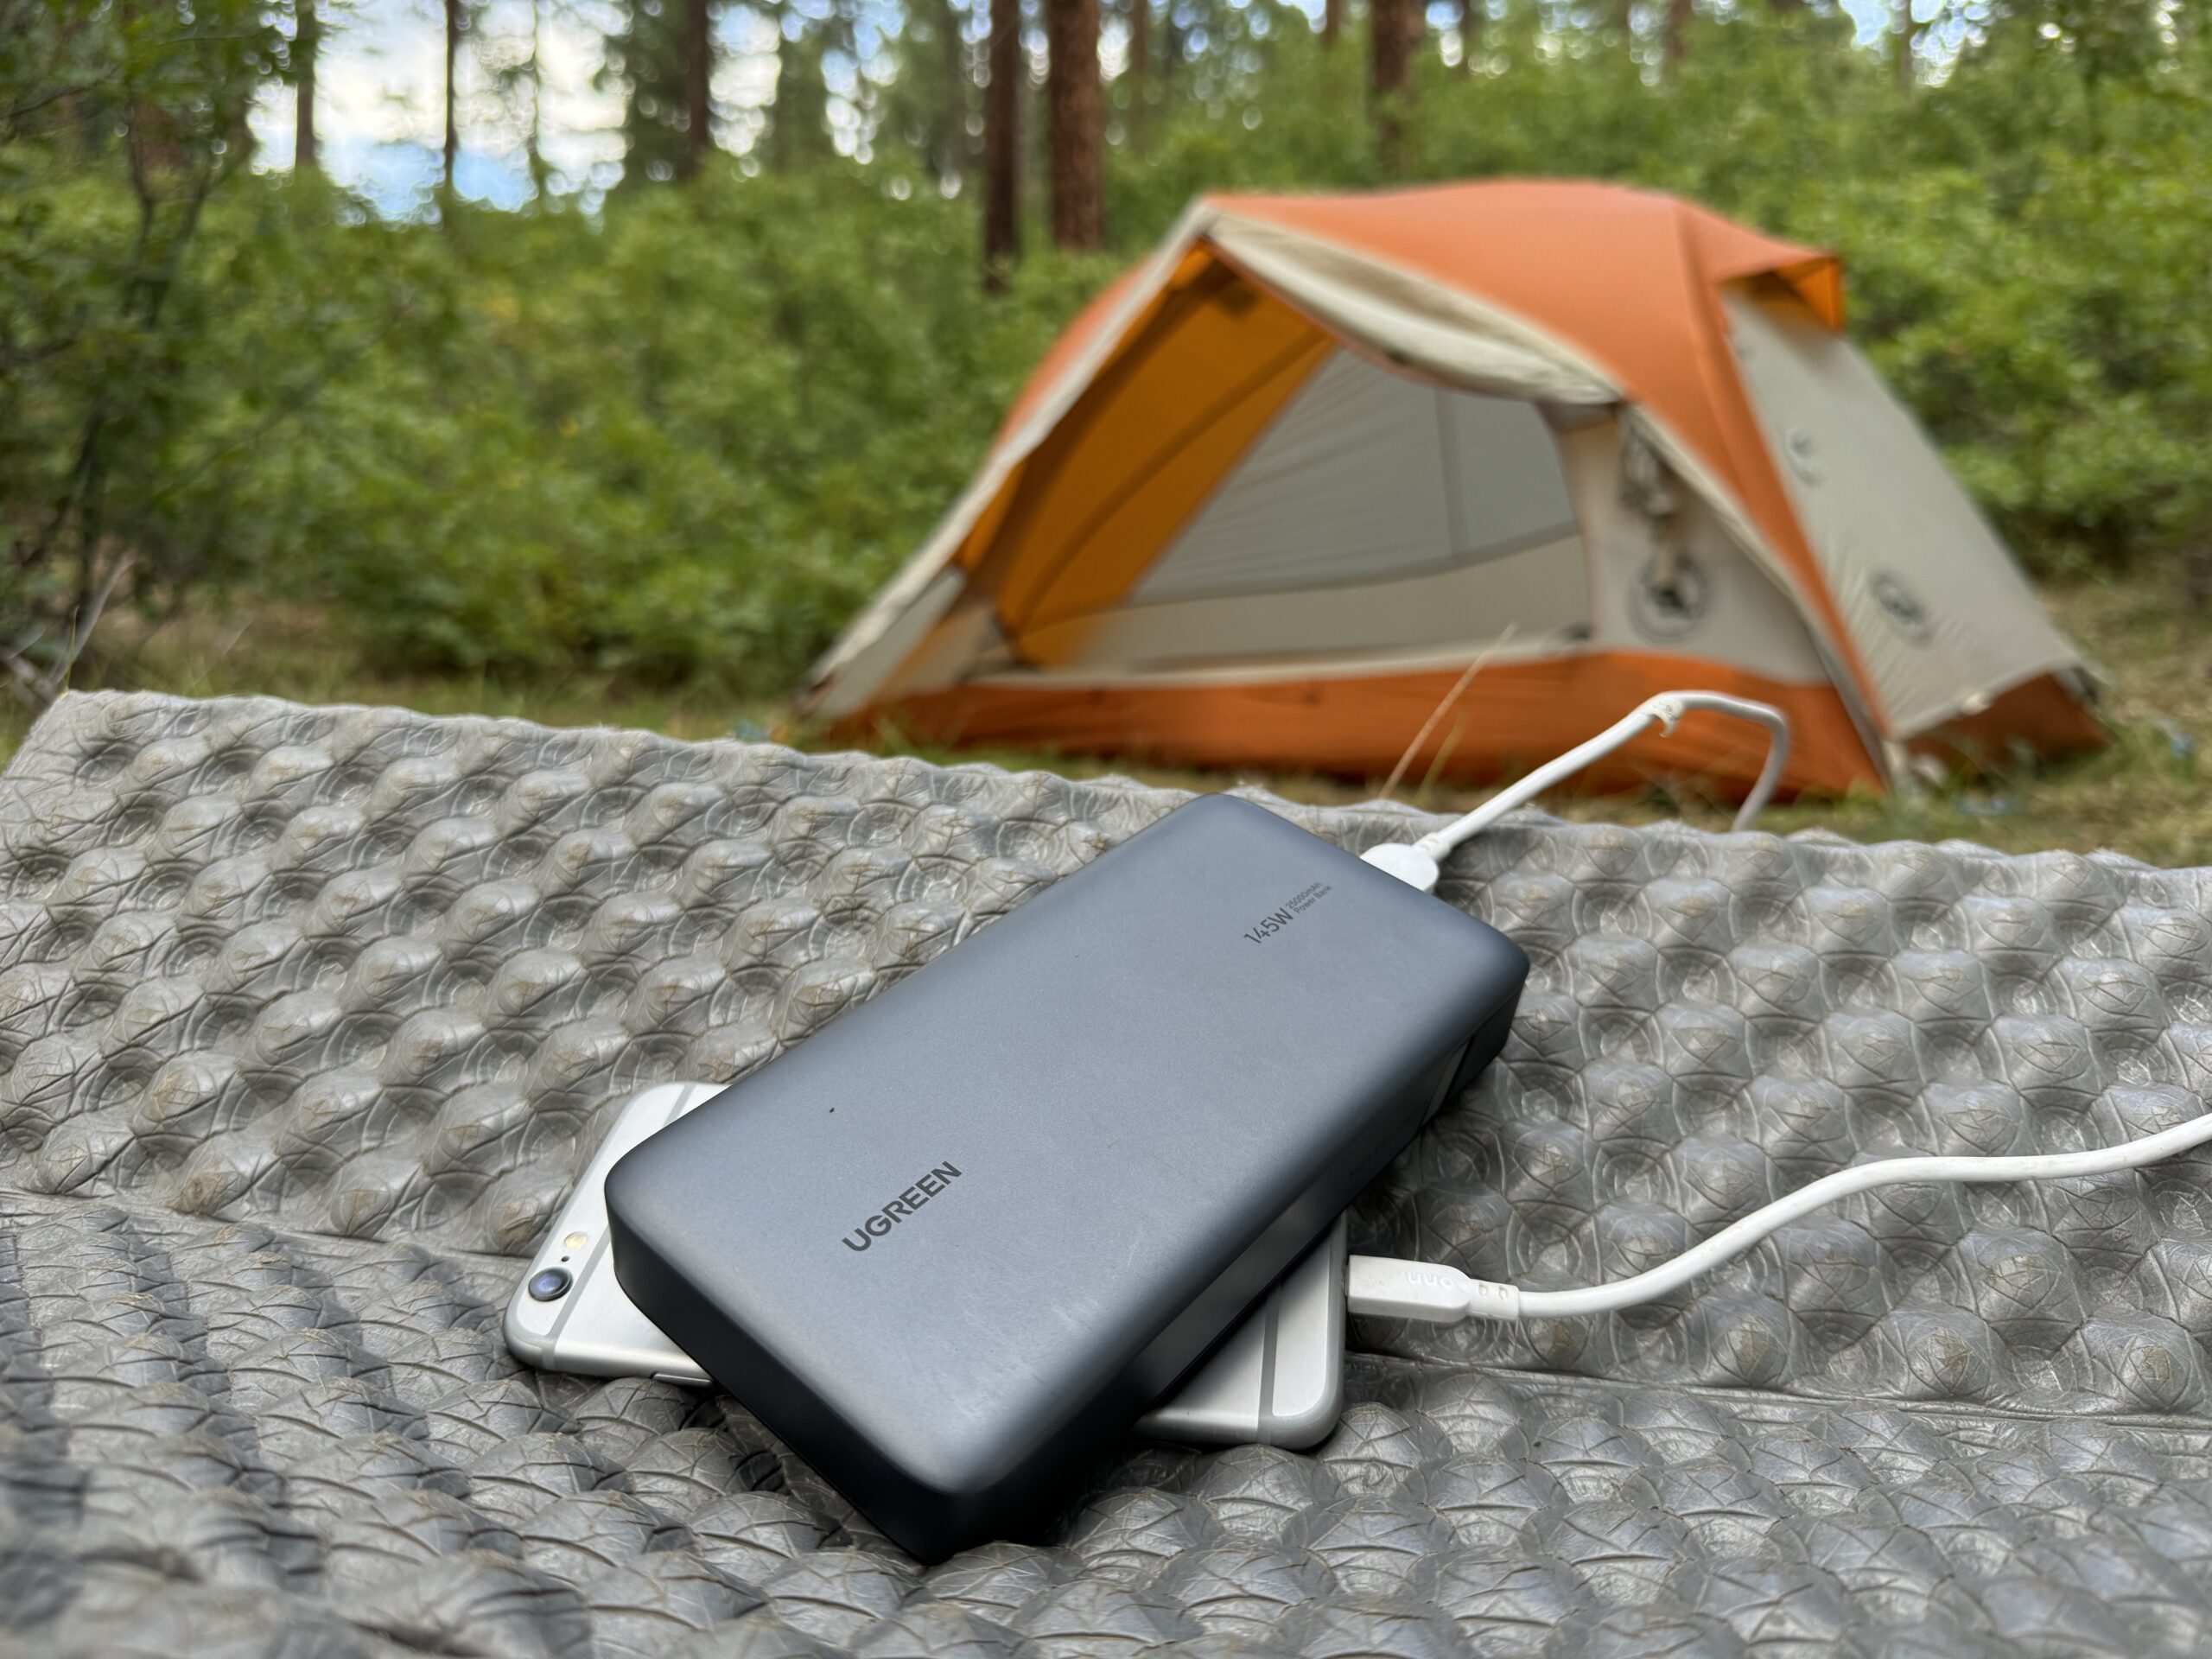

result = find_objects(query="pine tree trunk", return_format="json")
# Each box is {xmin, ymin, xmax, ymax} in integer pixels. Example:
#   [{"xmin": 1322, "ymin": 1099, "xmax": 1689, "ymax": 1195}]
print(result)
[
  {"xmin": 525, "ymin": 0, "xmax": 549, "ymax": 197},
  {"xmin": 982, "ymin": 0, "xmax": 1021, "ymax": 289},
  {"xmin": 680, "ymin": 0, "xmax": 712, "ymax": 178},
  {"xmin": 1046, "ymin": 0, "xmax": 1103, "ymax": 253},
  {"xmin": 442, "ymin": 0, "xmax": 461, "ymax": 189},
  {"xmin": 1128, "ymin": 0, "xmax": 1150, "ymax": 144},
  {"xmin": 1894, "ymin": 0, "xmax": 1915, "ymax": 89},
  {"xmin": 1665, "ymin": 0, "xmax": 1693, "ymax": 69},
  {"xmin": 1370, "ymin": 0, "xmax": 1417, "ymax": 173},
  {"xmin": 295, "ymin": 0, "xmax": 319, "ymax": 173},
  {"xmin": 766, "ymin": 3, "xmax": 793, "ymax": 170},
  {"xmin": 1454, "ymin": 0, "xmax": 1478, "ymax": 73},
  {"xmin": 1323, "ymin": 0, "xmax": 1344, "ymax": 47}
]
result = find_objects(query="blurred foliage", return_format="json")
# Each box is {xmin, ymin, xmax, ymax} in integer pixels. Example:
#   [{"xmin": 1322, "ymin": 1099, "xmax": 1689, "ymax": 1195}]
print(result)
[
  {"xmin": 190, "ymin": 176, "xmax": 1098, "ymax": 687},
  {"xmin": 2, "ymin": 0, "xmax": 282, "ymax": 696},
  {"xmin": 6, "ymin": 0, "xmax": 2212, "ymax": 697}
]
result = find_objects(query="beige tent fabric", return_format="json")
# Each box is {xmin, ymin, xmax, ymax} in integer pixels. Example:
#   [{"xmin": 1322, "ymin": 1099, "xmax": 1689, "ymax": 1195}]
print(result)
[
  {"xmin": 1564, "ymin": 416, "xmax": 1833, "ymax": 686},
  {"xmin": 1130, "ymin": 349, "xmax": 1582, "ymax": 602},
  {"xmin": 1205, "ymin": 213, "xmax": 1618, "ymax": 406},
  {"xmin": 1722, "ymin": 286, "xmax": 2082, "ymax": 738},
  {"xmin": 1041, "ymin": 352, "xmax": 1836, "ymax": 688},
  {"xmin": 1022, "ymin": 541, "xmax": 1586, "ymax": 677}
]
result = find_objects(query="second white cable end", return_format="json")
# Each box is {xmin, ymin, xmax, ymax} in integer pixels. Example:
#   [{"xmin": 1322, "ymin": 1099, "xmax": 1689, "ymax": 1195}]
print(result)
[{"xmin": 1348, "ymin": 1255, "xmax": 1522, "ymax": 1324}]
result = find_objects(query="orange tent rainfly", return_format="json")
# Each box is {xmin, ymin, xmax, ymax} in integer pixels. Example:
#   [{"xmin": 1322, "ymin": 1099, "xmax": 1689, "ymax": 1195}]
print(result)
[{"xmin": 806, "ymin": 181, "xmax": 2101, "ymax": 798}]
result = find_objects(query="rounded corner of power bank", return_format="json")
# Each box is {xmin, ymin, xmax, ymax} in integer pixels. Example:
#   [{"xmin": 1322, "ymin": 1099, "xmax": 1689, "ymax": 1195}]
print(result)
[
  {"xmin": 1498, "ymin": 930, "xmax": 1533, "ymax": 977},
  {"xmin": 601, "ymin": 1130, "xmax": 664, "ymax": 1229},
  {"xmin": 1166, "ymin": 790, "xmax": 1300, "ymax": 842},
  {"xmin": 1452, "ymin": 924, "xmax": 1531, "ymax": 1006},
  {"xmin": 600, "ymin": 1141, "xmax": 690, "ymax": 1313},
  {"xmin": 1179, "ymin": 791, "xmax": 1260, "ymax": 819}
]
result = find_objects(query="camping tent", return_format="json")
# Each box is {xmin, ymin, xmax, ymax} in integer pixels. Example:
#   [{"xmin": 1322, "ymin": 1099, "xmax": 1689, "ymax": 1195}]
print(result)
[{"xmin": 806, "ymin": 181, "xmax": 2100, "ymax": 797}]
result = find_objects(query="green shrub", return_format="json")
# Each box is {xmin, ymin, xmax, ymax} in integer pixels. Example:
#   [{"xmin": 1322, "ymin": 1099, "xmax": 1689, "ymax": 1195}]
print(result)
[{"xmin": 220, "ymin": 175, "xmax": 1108, "ymax": 691}]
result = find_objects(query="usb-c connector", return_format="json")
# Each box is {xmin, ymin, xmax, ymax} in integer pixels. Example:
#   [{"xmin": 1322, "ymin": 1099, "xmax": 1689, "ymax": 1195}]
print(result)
[{"xmin": 1347, "ymin": 1255, "xmax": 1522, "ymax": 1323}]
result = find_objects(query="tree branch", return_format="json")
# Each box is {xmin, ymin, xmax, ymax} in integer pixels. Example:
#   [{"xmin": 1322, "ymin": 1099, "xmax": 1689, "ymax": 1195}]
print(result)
[{"xmin": 0, "ymin": 645, "xmax": 52, "ymax": 710}]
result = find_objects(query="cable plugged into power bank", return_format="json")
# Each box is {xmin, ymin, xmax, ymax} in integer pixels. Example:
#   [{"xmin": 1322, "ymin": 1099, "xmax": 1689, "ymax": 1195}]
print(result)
[
  {"xmin": 1347, "ymin": 1255, "xmax": 1522, "ymax": 1322},
  {"xmin": 1347, "ymin": 1107, "xmax": 2212, "ymax": 1325},
  {"xmin": 1340, "ymin": 689, "xmax": 2212, "ymax": 1324},
  {"xmin": 1359, "ymin": 690, "xmax": 1794, "ymax": 893}
]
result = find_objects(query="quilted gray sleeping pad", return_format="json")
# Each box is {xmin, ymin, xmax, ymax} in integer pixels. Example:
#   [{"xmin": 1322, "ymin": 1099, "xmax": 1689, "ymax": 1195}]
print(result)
[{"xmin": 7, "ymin": 694, "xmax": 2212, "ymax": 1658}]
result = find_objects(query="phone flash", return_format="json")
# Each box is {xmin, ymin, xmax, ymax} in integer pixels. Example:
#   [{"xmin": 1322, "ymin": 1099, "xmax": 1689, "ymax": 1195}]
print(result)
[{"xmin": 563, "ymin": 1230, "xmax": 589, "ymax": 1251}]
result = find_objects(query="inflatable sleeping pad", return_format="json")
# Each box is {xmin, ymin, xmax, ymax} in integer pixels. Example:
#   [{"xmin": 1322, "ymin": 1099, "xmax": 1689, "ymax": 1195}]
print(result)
[{"xmin": 3, "ymin": 691, "xmax": 2211, "ymax": 1656}]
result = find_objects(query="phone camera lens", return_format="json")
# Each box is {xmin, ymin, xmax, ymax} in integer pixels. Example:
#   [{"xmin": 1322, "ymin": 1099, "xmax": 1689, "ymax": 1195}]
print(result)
[{"xmin": 527, "ymin": 1267, "xmax": 572, "ymax": 1302}]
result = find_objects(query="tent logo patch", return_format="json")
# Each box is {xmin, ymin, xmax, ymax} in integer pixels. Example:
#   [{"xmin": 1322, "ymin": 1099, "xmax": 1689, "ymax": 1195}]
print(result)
[
  {"xmin": 1872, "ymin": 572, "xmax": 1934, "ymax": 645},
  {"xmin": 1630, "ymin": 552, "xmax": 1710, "ymax": 642}
]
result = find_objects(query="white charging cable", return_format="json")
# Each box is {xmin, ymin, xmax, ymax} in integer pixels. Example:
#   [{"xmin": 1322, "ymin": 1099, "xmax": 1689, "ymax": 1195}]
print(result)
[
  {"xmin": 1360, "ymin": 690, "xmax": 1792, "ymax": 893},
  {"xmin": 1342, "ymin": 688, "xmax": 2212, "ymax": 1325},
  {"xmin": 1344, "ymin": 1109, "xmax": 2212, "ymax": 1325}
]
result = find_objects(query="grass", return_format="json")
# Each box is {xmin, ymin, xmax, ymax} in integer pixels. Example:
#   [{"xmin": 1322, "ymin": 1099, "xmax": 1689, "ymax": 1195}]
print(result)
[{"xmin": 15, "ymin": 571, "xmax": 2212, "ymax": 868}]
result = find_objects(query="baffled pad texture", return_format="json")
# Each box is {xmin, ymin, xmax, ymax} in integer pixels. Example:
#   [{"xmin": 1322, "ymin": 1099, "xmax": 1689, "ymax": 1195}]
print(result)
[{"xmin": 4, "ymin": 691, "xmax": 2212, "ymax": 1657}]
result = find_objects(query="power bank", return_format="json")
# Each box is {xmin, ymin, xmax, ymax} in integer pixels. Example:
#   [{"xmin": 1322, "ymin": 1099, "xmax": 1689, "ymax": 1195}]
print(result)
[{"xmin": 607, "ymin": 793, "xmax": 1526, "ymax": 1560}]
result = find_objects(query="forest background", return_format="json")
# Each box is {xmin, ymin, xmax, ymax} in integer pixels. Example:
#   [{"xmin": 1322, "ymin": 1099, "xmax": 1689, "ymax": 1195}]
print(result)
[{"xmin": 7, "ymin": 0, "xmax": 2209, "ymax": 858}]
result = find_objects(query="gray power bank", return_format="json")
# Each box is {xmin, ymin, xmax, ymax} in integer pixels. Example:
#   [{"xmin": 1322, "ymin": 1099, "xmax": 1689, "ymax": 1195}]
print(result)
[{"xmin": 606, "ymin": 793, "xmax": 1526, "ymax": 1560}]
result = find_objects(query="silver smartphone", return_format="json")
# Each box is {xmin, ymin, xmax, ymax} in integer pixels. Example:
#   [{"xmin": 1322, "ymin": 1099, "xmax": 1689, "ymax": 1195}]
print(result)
[{"xmin": 505, "ymin": 1081, "xmax": 1347, "ymax": 1448}]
